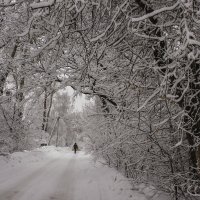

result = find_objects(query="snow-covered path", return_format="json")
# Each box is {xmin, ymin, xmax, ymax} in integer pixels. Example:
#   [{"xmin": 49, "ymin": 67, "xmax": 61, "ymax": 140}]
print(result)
[{"xmin": 0, "ymin": 147, "xmax": 151, "ymax": 200}]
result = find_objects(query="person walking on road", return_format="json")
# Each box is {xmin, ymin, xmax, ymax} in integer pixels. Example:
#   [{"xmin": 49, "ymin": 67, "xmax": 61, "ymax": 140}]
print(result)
[{"xmin": 73, "ymin": 143, "xmax": 78, "ymax": 154}]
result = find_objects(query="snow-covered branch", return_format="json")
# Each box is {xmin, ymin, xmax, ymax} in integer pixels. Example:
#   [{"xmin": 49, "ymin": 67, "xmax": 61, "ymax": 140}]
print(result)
[
  {"xmin": 30, "ymin": 0, "xmax": 55, "ymax": 9},
  {"xmin": 131, "ymin": 1, "xmax": 180, "ymax": 23}
]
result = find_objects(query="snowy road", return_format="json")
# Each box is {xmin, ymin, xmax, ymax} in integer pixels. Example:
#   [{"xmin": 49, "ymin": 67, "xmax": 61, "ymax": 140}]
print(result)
[{"xmin": 0, "ymin": 148, "xmax": 148, "ymax": 200}]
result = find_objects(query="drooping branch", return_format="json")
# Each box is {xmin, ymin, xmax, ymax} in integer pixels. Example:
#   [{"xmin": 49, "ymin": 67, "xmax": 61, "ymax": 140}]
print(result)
[{"xmin": 0, "ymin": 43, "xmax": 18, "ymax": 95}]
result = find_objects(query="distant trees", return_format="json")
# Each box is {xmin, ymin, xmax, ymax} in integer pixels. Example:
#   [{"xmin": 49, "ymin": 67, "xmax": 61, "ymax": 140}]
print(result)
[{"xmin": 47, "ymin": 91, "xmax": 73, "ymax": 146}]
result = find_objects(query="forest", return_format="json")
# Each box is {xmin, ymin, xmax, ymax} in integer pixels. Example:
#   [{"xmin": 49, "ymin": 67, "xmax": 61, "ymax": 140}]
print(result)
[{"xmin": 0, "ymin": 0, "xmax": 200, "ymax": 199}]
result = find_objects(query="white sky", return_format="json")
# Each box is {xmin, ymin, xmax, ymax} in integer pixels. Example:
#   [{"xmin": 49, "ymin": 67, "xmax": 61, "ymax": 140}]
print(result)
[{"xmin": 66, "ymin": 86, "xmax": 92, "ymax": 112}]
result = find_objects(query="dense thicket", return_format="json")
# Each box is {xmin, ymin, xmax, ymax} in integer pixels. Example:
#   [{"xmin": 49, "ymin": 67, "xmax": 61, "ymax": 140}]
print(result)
[{"xmin": 0, "ymin": 0, "xmax": 200, "ymax": 199}]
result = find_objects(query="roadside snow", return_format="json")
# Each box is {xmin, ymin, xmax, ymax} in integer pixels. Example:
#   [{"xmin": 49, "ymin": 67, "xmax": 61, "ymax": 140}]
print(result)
[
  {"xmin": 0, "ymin": 146, "xmax": 66, "ymax": 171},
  {"xmin": 0, "ymin": 146, "xmax": 169, "ymax": 200}
]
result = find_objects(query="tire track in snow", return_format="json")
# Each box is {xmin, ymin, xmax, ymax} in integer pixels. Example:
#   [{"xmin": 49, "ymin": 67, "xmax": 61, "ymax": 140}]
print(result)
[
  {"xmin": 0, "ymin": 157, "xmax": 72, "ymax": 200},
  {"xmin": 47, "ymin": 157, "xmax": 76, "ymax": 200}
]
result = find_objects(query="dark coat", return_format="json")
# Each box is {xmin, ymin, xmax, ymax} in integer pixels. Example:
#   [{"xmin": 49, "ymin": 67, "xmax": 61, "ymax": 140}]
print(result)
[{"xmin": 73, "ymin": 143, "xmax": 78, "ymax": 150}]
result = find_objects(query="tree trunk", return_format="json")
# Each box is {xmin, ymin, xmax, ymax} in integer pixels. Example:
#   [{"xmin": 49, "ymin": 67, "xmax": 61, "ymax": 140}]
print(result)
[
  {"xmin": 44, "ymin": 91, "xmax": 54, "ymax": 132},
  {"xmin": 16, "ymin": 77, "xmax": 25, "ymax": 119},
  {"xmin": 42, "ymin": 87, "xmax": 48, "ymax": 131},
  {"xmin": 0, "ymin": 43, "xmax": 18, "ymax": 95}
]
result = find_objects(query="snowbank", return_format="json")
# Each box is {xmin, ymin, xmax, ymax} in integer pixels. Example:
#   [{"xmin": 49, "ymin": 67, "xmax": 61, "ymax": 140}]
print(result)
[{"xmin": 0, "ymin": 146, "xmax": 69, "ymax": 171}]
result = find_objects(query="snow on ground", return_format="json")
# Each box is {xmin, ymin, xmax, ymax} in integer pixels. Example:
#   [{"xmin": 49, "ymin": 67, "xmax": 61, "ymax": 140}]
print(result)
[{"xmin": 0, "ymin": 146, "xmax": 169, "ymax": 200}]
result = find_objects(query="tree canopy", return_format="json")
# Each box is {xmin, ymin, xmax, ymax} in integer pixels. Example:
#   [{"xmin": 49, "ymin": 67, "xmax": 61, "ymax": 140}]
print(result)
[{"xmin": 1, "ymin": 0, "xmax": 200, "ymax": 199}]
